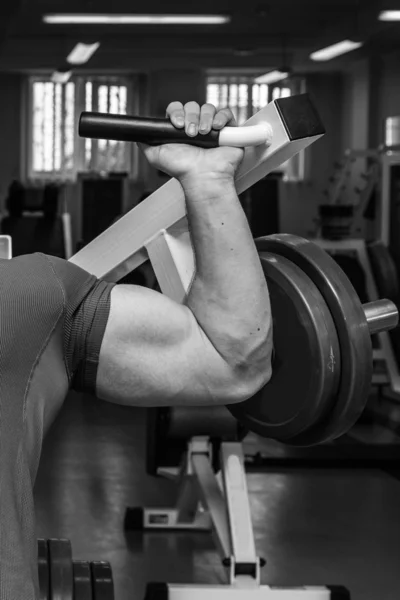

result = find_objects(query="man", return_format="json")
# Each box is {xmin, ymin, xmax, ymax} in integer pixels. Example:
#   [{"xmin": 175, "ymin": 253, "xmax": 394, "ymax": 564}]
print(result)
[{"xmin": 0, "ymin": 101, "xmax": 273, "ymax": 599}]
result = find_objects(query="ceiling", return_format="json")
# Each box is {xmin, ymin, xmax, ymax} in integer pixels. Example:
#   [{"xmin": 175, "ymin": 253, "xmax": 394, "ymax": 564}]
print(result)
[{"xmin": 1, "ymin": 0, "xmax": 400, "ymax": 74}]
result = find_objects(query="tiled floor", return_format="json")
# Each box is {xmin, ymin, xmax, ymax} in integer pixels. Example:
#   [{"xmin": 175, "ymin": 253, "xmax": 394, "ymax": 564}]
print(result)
[{"xmin": 34, "ymin": 392, "xmax": 400, "ymax": 600}]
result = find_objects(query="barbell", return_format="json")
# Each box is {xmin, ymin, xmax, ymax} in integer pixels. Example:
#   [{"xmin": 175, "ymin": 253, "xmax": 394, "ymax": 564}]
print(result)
[{"xmin": 74, "ymin": 94, "xmax": 399, "ymax": 446}]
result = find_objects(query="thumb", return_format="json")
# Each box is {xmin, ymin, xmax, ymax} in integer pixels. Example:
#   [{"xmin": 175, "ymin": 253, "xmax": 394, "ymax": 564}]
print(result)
[{"xmin": 138, "ymin": 142, "xmax": 161, "ymax": 165}]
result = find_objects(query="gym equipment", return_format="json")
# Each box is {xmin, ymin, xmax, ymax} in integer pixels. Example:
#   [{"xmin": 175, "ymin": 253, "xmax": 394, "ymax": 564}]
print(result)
[
  {"xmin": 91, "ymin": 562, "xmax": 115, "ymax": 600},
  {"xmin": 0, "ymin": 234, "xmax": 12, "ymax": 259},
  {"xmin": 143, "ymin": 405, "xmax": 246, "ymax": 478},
  {"xmin": 318, "ymin": 204, "xmax": 354, "ymax": 240},
  {"xmin": 1, "ymin": 183, "xmax": 72, "ymax": 259},
  {"xmin": 229, "ymin": 234, "xmax": 398, "ymax": 445},
  {"xmin": 130, "ymin": 410, "xmax": 351, "ymax": 599},
  {"xmin": 73, "ymin": 95, "xmax": 399, "ymax": 445},
  {"xmin": 47, "ymin": 538, "xmax": 74, "ymax": 600},
  {"xmin": 367, "ymin": 240, "xmax": 399, "ymax": 302},
  {"xmin": 38, "ymin": 538, "xmax": 50, "ymax": 600},
  {"xmin": 73, "ymin": 562, "xmax": 92, "ymax": 600},
  {"xmin": 72, "ymin": 96, "xmax": 394, "ymax": 597},
  {"xmin": 317, "ymin": 150, "xmax": 380, "ymax": 242},
  {"xmin": 37, "ymin": 539, "xmax": 114, "ymax": 600},
  {"xmin": 315, "ymin": 237, "xmax": 400, "ymax": 397}
]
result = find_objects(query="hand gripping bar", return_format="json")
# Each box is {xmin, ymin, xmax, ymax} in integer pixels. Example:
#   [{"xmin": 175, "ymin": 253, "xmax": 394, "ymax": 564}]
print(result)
[{"xmin": 79, "ymin": 112, "xmax": 274, "ymax": 148}]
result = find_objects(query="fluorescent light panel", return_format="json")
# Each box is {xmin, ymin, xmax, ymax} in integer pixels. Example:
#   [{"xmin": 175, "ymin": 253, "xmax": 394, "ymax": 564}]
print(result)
[
  {"xmin": 43, "ymin": 14, "xmax": 230, "ymax": 25},
  {"xmin": 379, "ymin": 11, "xmax": 400, "ymax": 21},
  {"xmin": 67, "ymin": 42, "xmax": 100, "ymax": 65},
  {"xmin": 51, "ymin": 71, "xmax": 72, "ymax": 84},
  {"xmin": 310, "ymin": 40, "xmax": 363, "ymax": 61},
  {"xmin": 255, "ymin": 70, "xmax": 289, "ymax": 84}
]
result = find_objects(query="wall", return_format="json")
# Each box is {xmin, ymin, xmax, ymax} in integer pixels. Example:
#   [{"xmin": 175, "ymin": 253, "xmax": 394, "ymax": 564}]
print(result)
[
  {"xmin": 335, "ymin": 50, "xmax": 400, "ymax": 153},
  {"xmin": 279, "ymin": 57, "xmax": 388, "ymax": 237},
  {"xmin": 341, "ymin": 59, "xmax": 370, "ymax": 153},
  {"xmin": 377, "ymin": 49, "xmax": 400, "ymax": 141},
  {"xmin": 140, "ymin": 69, "xmax": 206, "ymax": 192},
  {"xmin": 279, "ymin": 72, "xmax": 344, "ymax": 236},
  {"xmin": 148, "ymin": 69, "xmax": 206, "ymax": 117},
  {"xmin": 0, "ymin": 73, "xmax": 22, "ymax": 211}
]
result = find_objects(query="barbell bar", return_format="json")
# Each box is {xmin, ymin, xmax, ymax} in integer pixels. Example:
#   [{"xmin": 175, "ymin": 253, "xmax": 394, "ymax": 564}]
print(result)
[{"xmin": 363, "ymin": 299, "xmax": 398, "ymax": 335}]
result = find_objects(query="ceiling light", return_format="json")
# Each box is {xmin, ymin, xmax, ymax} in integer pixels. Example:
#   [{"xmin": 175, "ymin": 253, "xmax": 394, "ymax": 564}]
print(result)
[
  {"xmin": 51, "ymin": 70, "xmax": 72, "ymax": 84},
  {"xmin": 43, "ymin": 14, "xmax": 230, "ymax": 25},
  {"xmin": 254, "ymin": 70, "xmax": 289, "ymax": 84},
  {"xmin": 379, "ymin": 11, "xmax": 400, "ymax": 21},
  {"xmin": 310, "ymin": 40, "xmax": 363, "ymax": 61},
  {"xmin": 67, "ymin": 42, "xmax": 100, "ymax": 65}
]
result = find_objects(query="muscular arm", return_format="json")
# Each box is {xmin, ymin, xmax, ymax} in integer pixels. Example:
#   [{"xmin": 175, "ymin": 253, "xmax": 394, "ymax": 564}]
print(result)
[
  {"xmin": 184, "ymin": 174, "xmax": 273, "ymax": 385},
  {"xmin": 96, "ymin": 103, "xmax": 272, "ymax": 407}
]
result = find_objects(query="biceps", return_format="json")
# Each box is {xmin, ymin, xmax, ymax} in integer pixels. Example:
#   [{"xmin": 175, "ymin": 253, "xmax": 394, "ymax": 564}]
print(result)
[{"xmin": 95, "ymin": 285, "xmax": 242, "ymax": 406}]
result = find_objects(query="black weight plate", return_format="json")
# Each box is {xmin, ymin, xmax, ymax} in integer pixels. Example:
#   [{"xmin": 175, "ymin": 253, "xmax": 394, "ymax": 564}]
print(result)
[
  {"xmin": 38, "ymin": 539, "xmax": 49, "ymax": 600},
  {"xmin": 257, "ymin": 234, "xmax": 372, "ymax": 444},
  {"xmin": 228, "ymin": 252, "xmax": 341, "ymax": 442},
  {"xmin": 73, "ymin": 561, "xmax": 93, "ymax": 600},
  {"xmin": 367, "ymin": 241, "xmax": 399, "ymax": 302},
  {"xmin": 48, "ymin": 539, "xmax": 74, "ymax": 600},
  {"xmin": 91, "ymin": 561, "xmax": 115, "ymax": 600}
]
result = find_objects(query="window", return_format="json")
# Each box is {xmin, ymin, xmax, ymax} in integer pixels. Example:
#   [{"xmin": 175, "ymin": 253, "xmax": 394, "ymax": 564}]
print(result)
[
  {"xmin": 84, "ymin": 80, "xmax": 129, "ymax": 172},
  {"xmin": 28, "ymin": 76, "xmax": 133, "ymax": 180},
  {"xmin": 206, "ymin": 75, "xmax": 304, "ymax": 181},
  {"xmin": 32, "ymin": 81, "xmax": 75, "ymax": 176}
]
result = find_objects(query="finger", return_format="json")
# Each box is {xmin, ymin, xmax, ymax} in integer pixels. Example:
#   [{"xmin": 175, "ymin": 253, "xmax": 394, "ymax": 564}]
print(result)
[
  {"xmin": 199, "ymin": 103, "xmax": 217, "ymax": 135},
  {"xmin": 213, "ymin": 107, "xmax": 238, "ymax": 129},
  {"xmin": 183, "ymin": 101, "xmax": 200, "ymax": 137},
  {"xmin": 137, "ymin": 141, "xmax": 154, "ymax": 162},
  {"xmin": 166, "ymin": 101, "xmax": 185, "ymax": 128}
]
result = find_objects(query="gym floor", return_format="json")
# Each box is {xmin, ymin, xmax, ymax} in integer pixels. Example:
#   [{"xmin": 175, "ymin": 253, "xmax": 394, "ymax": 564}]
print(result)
[{"xmin": 34, "ymin": 393, "xmax": 400, "ymax": 600}]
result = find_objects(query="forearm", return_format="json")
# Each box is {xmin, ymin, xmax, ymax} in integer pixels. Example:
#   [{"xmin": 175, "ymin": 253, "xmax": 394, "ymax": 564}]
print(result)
[{"xmin": 181, "ymin": 173, "xmax": 273, "ymax": 383}]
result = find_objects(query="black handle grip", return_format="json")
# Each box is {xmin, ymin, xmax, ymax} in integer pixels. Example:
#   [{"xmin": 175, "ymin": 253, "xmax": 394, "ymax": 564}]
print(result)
[{"xmin": 79, "ymin": 112, "xmax": 220, "ymax": 148}]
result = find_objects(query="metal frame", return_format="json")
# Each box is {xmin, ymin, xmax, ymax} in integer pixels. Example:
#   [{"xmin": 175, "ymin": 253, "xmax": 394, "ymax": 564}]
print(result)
[
  {"xmin": 380, "ymin": 152, "xmax": 400, "ymax": 246},
  {"xmin": 139, "ymin": 437, "xmax": 339, "ymax": 599},
  {"xmin": 0, "ymin": 235, "xmax": 12, "ymax": 259},
  {"xmin": 157, "ymin": 586, "xmax": 337, "ymax": 599}
]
